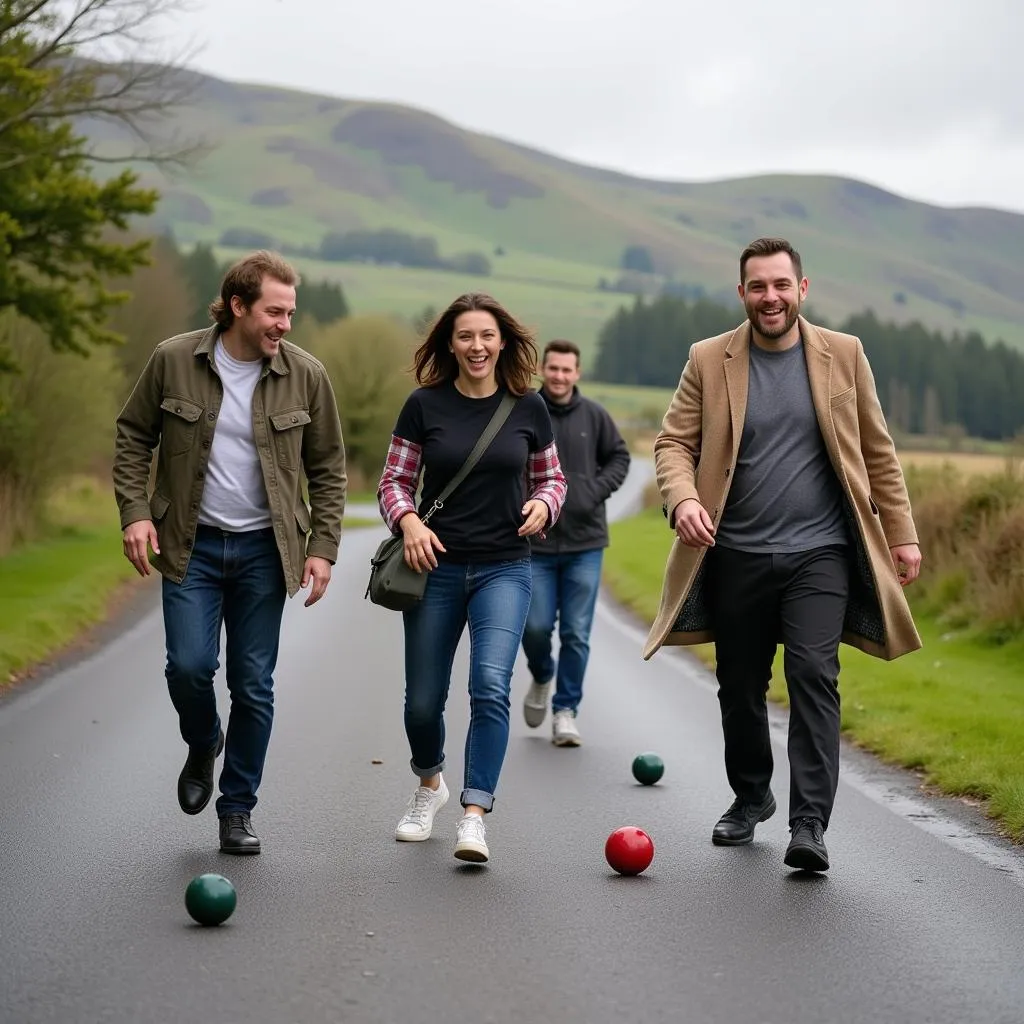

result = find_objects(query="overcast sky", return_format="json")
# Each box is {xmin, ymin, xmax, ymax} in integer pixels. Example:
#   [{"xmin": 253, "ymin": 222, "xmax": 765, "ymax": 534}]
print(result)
[{"xmin": 160, "ymin": 0, "xmax": 1024, "ymax": 214}]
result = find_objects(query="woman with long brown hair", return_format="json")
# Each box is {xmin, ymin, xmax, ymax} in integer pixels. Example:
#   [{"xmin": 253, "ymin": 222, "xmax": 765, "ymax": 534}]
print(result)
[{"xmin": 377, "ymin": 292, "xmax": 566, "ymax": 864}]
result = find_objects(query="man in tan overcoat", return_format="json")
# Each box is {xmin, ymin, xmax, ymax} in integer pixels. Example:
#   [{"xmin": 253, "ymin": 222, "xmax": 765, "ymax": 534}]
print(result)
[{"xmin": 645, "ymin": 237, "xmax": 922, "ymax": 873}]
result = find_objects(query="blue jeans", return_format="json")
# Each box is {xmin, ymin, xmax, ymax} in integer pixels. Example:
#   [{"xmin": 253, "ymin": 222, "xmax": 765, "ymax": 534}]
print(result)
[
  {"xmin": 402, "ymin": 558, "xmax": 532, "ymax": 812},
  {"xmin": 521, "ymin": 549, "xmax": 604, "ymax": 715},
  {"xmin": 162, "ymin": 525, "xmax": 287, "ymax": 817}
]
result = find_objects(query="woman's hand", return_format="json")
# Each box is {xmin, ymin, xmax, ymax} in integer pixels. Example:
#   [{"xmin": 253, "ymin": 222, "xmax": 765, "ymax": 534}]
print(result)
[
  {"xmin": 517, "ymin": 499, "xmax": 550, "ymax": 537},
  {"xmin": 399, "ymin": 513, "xmax": 446, "ymax": 571}
]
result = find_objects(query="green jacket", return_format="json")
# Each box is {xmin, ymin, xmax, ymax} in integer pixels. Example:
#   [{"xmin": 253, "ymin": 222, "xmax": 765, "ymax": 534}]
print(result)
[{"xmin": 113, "ymin": 327, "xmax": 347, "ymax": 596}]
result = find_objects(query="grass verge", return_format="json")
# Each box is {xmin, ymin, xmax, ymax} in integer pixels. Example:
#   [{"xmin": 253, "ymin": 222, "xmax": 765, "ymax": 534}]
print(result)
[
  {"xmin": 0, "ymin": 480, "xmax": 384, "ymax": 689},
  {"xmin": 0, "ymin": 478, "xmax": 140, "ymax": 687},
  {"xmin": 604, "ymin": 507, "xmax": 1024, "ymax": 842}
]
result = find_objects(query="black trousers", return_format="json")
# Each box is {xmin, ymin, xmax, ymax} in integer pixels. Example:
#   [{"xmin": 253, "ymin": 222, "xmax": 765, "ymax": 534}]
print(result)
[{"xmin": 706, "ymin": 544, "xmax": 850, "ymax": 829}]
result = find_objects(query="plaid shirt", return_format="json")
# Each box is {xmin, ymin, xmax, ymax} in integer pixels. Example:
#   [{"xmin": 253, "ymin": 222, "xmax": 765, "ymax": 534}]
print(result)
[{"xmin": 377, "ymin": 435, "xmax": 566, "ymax": 534}]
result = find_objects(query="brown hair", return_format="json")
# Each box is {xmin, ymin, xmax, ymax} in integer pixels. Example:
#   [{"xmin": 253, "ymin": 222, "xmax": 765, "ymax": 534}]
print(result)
[
  {"xmin": 739, "ymin": 237, "xmax": 803, "ymax": 283},
  {"xmin": 208, "ymin": 250, "xmax": 299, "ymax": 329},
  {"xmin": 543, "ymin": 339, "xmax": 581, "ymax": 365},
  {"xmin": 413, "ymin": 292, "xmax": 538, "ymax": 395}
]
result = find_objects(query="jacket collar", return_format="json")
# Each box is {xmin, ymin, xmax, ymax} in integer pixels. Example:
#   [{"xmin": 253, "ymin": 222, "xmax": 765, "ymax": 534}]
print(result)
[
  {"xmin": 192, "ymin": 326, "xmax": 290, "ymax": 376},
  {"xmin": 725, "ymin": 315, "xmax": 826, "ymax": 357}
]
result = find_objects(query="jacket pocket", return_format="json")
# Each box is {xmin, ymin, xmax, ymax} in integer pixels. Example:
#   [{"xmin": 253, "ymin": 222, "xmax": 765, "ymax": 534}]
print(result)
[
  {"xmin": 830, "ymin": 386, "xmax": 856, "ymax": 409},
  {"xmin": 270, "ymin": 408, "xmax": 311, "ymax": 471},
  {"xmin": 160, "ymin": 396, "xmax": 203, "ymax": 456},
  {"xmin": 150, "ymin": 492, "xmax": 171, "ymax": 521},
  {"xmin": 295, "ymin": 501, "xmax": 311, "ymax": 535}
]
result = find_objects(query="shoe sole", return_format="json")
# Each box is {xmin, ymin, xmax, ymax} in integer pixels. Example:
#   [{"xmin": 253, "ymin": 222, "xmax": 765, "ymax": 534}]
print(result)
[
  {"xmin": 454, "ymin": 843, "xmax": 489, "ymax": 863},
  {"xmin": 220, "ymin": 845, "xmax": 261, "ymax": 855},
  {"xmin": 552, "ymin": 734, "xmax": 581, "ymax": 747},
  {"xmin": 784, "ymin": 844, "xmax": 830, "ymax": 872},
  {"xmin": 711, "ymin": 796, "xmax": 777, "ymax": 847},
  {"xmin": 396, "ymin": 829, "xmax": 433, "ymax": 842}
]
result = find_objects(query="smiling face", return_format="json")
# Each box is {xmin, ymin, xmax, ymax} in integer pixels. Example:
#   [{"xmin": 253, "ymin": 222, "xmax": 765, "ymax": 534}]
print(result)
[
  {"xmin": 541, "ymin": 349, "xmax": 580, "ymax": 404},
  {"xmin": 228, "ymin": 276, "xmax": 296, "ymax": 361},
  {"xmin": 451, "ymin": 310, "xmax": 504, "ymax": 391},
  {"xmin": 738, "ymin": 252, "xmax": 808, "ymax": 347}
]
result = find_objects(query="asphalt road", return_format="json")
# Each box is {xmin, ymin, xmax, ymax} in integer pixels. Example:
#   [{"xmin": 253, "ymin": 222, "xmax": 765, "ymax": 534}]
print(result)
[{"xmin": 1, "ymin": 464, "xmax": 1022, "ymax": 1024}]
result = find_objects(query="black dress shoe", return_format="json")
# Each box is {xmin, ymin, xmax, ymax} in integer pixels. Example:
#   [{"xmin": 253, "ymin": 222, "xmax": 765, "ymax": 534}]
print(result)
[
  {"xmin": 177, "ymin": 729, "xmax": 224, "ymax": 815},
  {"xmin": 219, "ymin": 812, "xmax": 261, "ymax": 855},
  {"xmin": 784, "ymin": 817, "xmax": 830, "ymax": 872},
  {"xmin": 711, "ymin": 791, "xmax": 777, "ymax": 846}
]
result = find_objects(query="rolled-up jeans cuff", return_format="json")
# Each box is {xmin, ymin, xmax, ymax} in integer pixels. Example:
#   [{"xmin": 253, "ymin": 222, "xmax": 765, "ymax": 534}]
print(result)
[
  {"xmin": 461, "ymin": 787, "xmax": 494, "ymax": 812},
  {"xmin": 410, "ymin": 757, "xmax": 444, "ymax": 779}
]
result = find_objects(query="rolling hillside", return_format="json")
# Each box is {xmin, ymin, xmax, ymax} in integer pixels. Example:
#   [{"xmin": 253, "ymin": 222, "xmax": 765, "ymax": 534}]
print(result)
[{"xmin": 94, "ymin": 70, "xmax": 1024, "ymax": 354}]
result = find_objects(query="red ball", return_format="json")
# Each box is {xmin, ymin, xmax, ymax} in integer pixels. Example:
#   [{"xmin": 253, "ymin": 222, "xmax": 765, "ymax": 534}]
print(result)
[{"xmin": 605, "ymin": 826, "xmax": 654, "ymax": 876}]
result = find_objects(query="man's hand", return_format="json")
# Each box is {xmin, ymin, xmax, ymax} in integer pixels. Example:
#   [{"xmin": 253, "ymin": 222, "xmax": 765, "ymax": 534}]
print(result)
[
  {"xmin": 301, "ymin": 556, "xmax": 333, "ymax": 607},
  {"xmin": 517, "ymin": 499, "xmax": 550, "ymax": 538},
  {"xmin": 890, "ymin": 543, "xmax": 922, "ymax": 586},
  {"xmin": 399, "ymin": 513, "xmax": 446, "ymax": 572},
  {"xmin": 673, "ymin": 498, "xmax": 716, "ymax": 548},
  {"xmin": 123, "ymin": 520, "xmax": 160, "ymax": 576}
]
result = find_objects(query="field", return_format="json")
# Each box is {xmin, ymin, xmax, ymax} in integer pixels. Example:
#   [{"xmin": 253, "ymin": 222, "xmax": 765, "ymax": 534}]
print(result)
[{"xmin": 84, "ymin": 72, "xmax": 1024, "ymax": 353}]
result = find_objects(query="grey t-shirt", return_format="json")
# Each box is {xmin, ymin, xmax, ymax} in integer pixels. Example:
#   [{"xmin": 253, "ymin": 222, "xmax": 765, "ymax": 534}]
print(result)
[{"xmin": 715, "ymin": 338, "xmax": 847, "ymax": 553}]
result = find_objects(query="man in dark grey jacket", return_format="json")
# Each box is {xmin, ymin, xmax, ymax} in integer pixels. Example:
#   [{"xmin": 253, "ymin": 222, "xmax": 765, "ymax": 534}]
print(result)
[{"xmin": 522, "ymin": 340, "xmax": 631, "ymax": 745}]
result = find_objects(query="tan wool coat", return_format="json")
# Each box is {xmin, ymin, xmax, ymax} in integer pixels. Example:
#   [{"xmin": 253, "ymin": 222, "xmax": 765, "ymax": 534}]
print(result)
[{"xmin": 644, "ymin": 316, "xmax": 922, "ymax": 662}]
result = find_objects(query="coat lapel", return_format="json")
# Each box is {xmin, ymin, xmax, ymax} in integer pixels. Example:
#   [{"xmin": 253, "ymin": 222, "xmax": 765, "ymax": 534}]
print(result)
[
  {"xmin": 723, "ymin": 323, "xmax": 750, "ymax": 467},
  {"xmin": 800, "ymin": 316, "xmax": 840, "ymax": 468}
]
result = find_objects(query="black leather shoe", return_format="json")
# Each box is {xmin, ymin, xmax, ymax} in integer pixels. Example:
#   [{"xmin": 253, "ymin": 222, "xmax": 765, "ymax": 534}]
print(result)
[
  {"xmin": 711, "ymin": 791, "xmax": 777, "ymax": 846},
  {"xmin": 219, "ymin": 812, "xmax": 261, "ymax": 854},
  {"xmin": 784, "ymin": 817, "xmax": 830, "ymax": 872},
  {"xmin": 177, "ymin": 729, "xmax": 224, "ymax": 815}
]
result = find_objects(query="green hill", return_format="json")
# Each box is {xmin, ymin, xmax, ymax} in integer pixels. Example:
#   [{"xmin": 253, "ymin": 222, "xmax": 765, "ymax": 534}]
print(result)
[{"xmin": 97, "ymin": 70, "xmax": 1024, "ymax": 355}]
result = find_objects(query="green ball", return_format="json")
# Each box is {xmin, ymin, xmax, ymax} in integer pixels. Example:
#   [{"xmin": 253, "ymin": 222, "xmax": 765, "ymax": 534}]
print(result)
[
  {"xmin": 185, "ymin": 873, "xmax": 236, "ymax": 927},
  {"xmin": 631, "ymin": 752, "xmax": 664, "ymax": 786}
]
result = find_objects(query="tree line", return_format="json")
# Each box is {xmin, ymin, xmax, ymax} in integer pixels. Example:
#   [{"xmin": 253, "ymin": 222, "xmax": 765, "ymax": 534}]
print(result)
[
  {"xmin": 217, "ymin": 227, "xmax": 493, "ymax": 278},
  {"xmin": 593, "ymin": 295, "xmax": 1024, "ymax": 442}
]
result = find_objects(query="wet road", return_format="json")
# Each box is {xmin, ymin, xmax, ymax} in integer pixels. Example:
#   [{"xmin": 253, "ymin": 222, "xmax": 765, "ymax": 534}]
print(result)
[{"xmin": 1, "ymin": 464, "xmax": 1022, "ymax": 1024}]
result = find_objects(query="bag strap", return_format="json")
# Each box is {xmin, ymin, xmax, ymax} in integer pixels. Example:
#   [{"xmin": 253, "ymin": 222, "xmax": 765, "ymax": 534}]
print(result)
[{"xmin": 420, "ymin": 391, "xmax": 518, "ymax": 525}]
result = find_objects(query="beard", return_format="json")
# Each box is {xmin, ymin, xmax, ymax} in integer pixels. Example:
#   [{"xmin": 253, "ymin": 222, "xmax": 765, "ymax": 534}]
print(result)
[{"xmin": 745, "ymin": 299, "xmax": 800, "ymax": 340}]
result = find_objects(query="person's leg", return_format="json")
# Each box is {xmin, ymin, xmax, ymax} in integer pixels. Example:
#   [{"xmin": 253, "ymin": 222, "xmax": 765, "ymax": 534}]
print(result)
[
  {"xmin": 707, "ymin": 547, "xmax": 780, "ymax": 802},
  {"xmin": 216, "ymin": 529, "xmax": 287, "ymax": 836},
  {"xmin": 456, "ymin": 558, "xmax": 531, "ymax": 861},
  {"xmin": 521, "ymin": 554, "xmax": 558, "ymax": 728},
  {"xmin": 394, "ymin": 561, "xmax": 465, "ymax": 841},
  {"xmin": 706, "ymin": 546, "xmax": 781, "ymax": 844},
  {"xmin": 551, "ymin": 548, "xmax": 603, "ymax": 715},
  {"xmin": 779, "ymin": 545, "xmax": 849, "ymax": 859},
  {"xmin": 162, "ymin": 526, "xmax": 226, "ymax": 815}
]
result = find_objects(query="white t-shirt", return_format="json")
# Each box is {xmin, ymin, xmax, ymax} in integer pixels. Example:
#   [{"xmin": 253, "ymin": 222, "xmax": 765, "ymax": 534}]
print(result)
[{"xmin": 198, "ymin": 339, "xmax": 272, "ymax": 531}]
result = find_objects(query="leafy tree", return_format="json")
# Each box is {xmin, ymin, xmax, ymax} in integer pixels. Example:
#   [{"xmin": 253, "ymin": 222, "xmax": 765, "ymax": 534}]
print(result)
[
  {"xmin": 594, "ymin": 293, "xmax": 1024, "ymax": 441},
  {"xmin": 179, "ymin": 242, "xmax": 222, "ymax": 326},
  {"xmin": 307, "ymin": 315, "xmax": 417, "ymax": 484},
  {"xmin": 0, "ymin": 311, "xmax": 122, "ymax": 550},
  {"xmin": 621, "ymin": 245, "xmax": 655, "ymax": 274},
  {"xmin": 106, "ymin": 232, "xmax": 193, "ymax": 398},
  {"xmin": 220, "ymin": 228, "xmax": 276, "ymax": 249},
  {"xmin": 0, "ymin": 0, "xmax": 193, "ymax": 370}
]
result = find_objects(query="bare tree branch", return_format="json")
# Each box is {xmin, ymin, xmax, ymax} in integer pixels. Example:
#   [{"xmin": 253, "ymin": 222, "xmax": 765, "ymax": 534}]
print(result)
[{"xmin": 1, "ymin": 0, "xmax": 204, "ymax": 166}]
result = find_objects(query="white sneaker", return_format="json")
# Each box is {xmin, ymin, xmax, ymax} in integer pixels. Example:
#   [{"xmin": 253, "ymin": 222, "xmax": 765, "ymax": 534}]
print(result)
[
  {"xmin": 395, "ymin": 775, "xmax": 449, "ymax": 841},
  {"xmin": 523, "ymin": 680, "xmax": 552, "ymax": 728},
  {"xmin": 454, "ymin": 813, "xmax": 489, "ymax": 863},
  {"xmin": 551, "ymin": 709, "xmax": 581, "ymax": 747}
]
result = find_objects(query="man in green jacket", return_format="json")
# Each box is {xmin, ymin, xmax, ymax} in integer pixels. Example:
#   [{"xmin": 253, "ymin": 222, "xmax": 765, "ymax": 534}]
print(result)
[{"xmin": 113, "ymin": 250, "xmax": 346, "ymax": 854}]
